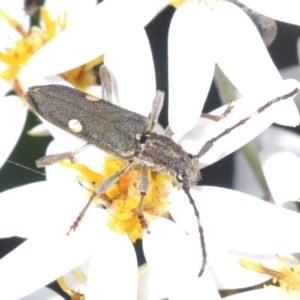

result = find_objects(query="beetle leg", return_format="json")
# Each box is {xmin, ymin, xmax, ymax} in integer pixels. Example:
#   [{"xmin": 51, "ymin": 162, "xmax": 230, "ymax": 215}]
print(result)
[
  {"xmin": 136, "ymin": 164, "xmax": 150, "ymax": 233},
  {"xmin": 163, "ymin": 100, "xmax": 234, "ymax": 138},
  {"xmin": 35, "ymin": 143, "xmax": 91, "ymax": 167},
  {"xmin": 149, "ymin": 90, "xmax": 164, "ymax": 129},
  {"xmin": 67, "ymin": 159, "xmax": 134, "ymax": 235},
  {"xmin": 164, "ymin": 125, "xmax": 175, "ymax": 138},
  {"xmin": 100, "ymin": 65, "xmax": 113, "ymax": 102},
  {"xmin": 201, "ymin": 100, "xmax": 235, "ymax": 122}
]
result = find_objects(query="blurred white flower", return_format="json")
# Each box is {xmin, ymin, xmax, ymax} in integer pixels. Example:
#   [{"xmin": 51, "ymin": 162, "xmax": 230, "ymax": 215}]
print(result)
[
  {"xmin": 234, "ymin": 126, "xmax": 300, "ymax": 203},
  {"xmin": 260, "ymin": 143, "xmax": 300, "ymax": 208},
  {"xmin": 238, "ymin": 0, "xmax": 300, "ymax": 26}
]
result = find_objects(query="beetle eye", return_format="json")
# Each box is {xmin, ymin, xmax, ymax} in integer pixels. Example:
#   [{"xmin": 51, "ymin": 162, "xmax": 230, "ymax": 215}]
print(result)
[{"xmin": 176, "ymin": 169, "xmax": 187, "ymax": 183}]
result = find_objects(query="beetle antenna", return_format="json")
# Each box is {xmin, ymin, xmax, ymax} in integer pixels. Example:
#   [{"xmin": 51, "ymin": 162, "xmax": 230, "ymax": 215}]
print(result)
[
  {"xmin": 197, "ymin": 88, "xmax": 299, "ymax": 158},
  {"xmin": 182, "ymin": 185, "xmax": 207, "ymax": 277}
]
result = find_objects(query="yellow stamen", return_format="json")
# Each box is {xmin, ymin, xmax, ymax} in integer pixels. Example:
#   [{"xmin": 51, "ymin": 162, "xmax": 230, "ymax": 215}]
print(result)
[
  {"xmin": 57, "ymin": 266, "xmax": 86, "ymax": 300},
  {"xmin": 0, "ymin": 7, "xmax": 103, "ymax": 98},
  {"xmin": 0, "ymin": 10, "xmax": 27, "ymax": 37},
  {"xmin": 56, "ymin": 10, "xmax": 67, "ymax": 30},
  {"xmin": 40, "ymin": 7, "xmax": 55, "ymax": 40},
  {"xmin": 62, "ymin": 156, "xmax": 176, "ymax": 243},
  {"xmin": 56, "ymin": 274, "xmax": 86, "ymax": 300},
  {"xmin": 239, "ymin": 255, "xmax": 300, "ymax": 297}
]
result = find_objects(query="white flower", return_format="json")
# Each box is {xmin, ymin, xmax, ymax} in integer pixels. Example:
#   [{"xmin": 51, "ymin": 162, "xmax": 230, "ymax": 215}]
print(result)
[
  {"xmin": 280, "ymin": 37, "xmax": 300, "ymax": 112},
  {"xmin": 18, "ymin": 286, "xmax": 65, "ymax": 300},
  {"xmin": 238, "ymin": 0, "xmax": 300, "ymax": 26},
  {"xmin": 25, "ymin": 0, "xmax": 300, "ymax": 135},
  {"xmin": 1, "ymin": 77, "xmax": 300, "ymax": 299},
  {"xmin": 2, "ymin": 177, "xmax": 300, "ymax": 298},
  {"xmin": 0, "ymin": 0, "xmax": 99, "ymax": 169},
  {"xmin": 234, "ymin": 125, "xmax": 300, "ymax": 201},
  {"xmin": 223, "ymin": 286, "xmax": 297, "ymax": 299},
  {"xmin": 259, "ymin": 129, "xmax": 300, "ymax": 207},
  {"xmin": 2, "ymin": 0, "xmax": 300, "ymax": 299}
]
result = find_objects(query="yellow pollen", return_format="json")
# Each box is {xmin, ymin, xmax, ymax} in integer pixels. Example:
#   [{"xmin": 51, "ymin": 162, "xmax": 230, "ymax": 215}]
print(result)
[
  {"xmin": 169, "ymin": 0, "xmax": 218, "ymax": 8},
  {"xmin": 239, "ymin": 255, "xmax": 300, "ymax": 297},
  {"xmin": 0, "ymin": 7, "xmax": 103, "ymax": 97},
  {"xmin": 62, "ymin": 156, "xmax": 176, "ymax": 243},
  {"xmin": 57, "ymin": 266, "xmax": 86, "ymax": 300},
  {"xmin": 169, "ymin": 0, "xmax": 186, "ymax": 8}
]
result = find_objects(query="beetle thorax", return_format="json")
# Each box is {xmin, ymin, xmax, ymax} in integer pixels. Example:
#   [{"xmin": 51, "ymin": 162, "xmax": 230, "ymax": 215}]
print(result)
[{"xmin": 138, "ymin": 132, "xmax": 200, "ymax": 186}]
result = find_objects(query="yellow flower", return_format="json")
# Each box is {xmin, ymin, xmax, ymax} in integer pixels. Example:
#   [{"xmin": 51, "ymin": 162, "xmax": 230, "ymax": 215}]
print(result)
[
  {"xmin": 0, "ymin": 7, "xmax": 102, "ymax": 97},
  {"xmin": 61, "ymin": 156, "xmax": 176, "ymax": 243}
]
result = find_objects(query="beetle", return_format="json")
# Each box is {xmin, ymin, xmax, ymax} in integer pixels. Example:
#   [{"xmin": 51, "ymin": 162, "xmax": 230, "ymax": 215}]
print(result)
[{"xmin": 24, "ymin": 65, "xmax": 298, "ymax": 277}]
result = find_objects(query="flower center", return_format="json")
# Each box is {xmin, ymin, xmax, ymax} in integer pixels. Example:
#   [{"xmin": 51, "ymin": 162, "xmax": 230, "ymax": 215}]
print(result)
[{"xmin": 61, "ymin": 156, "xmax": 177, "ymax": 243}]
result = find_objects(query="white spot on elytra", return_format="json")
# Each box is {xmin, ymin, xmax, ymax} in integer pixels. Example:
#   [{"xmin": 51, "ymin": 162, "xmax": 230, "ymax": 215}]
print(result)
[{"xmin": 68, "ymin": 119, "xmax": 82, "ymax": 133}]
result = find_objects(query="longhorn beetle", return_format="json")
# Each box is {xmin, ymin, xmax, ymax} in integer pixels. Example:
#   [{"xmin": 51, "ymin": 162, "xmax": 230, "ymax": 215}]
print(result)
[{"xmin": 24, "ymin": 65, "xmax": 299, "ymax": 277}]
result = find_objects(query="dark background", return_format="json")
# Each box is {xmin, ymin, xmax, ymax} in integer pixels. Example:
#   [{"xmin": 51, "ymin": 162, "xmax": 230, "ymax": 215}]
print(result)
[{"xmin": 1, "ymin": 4, "xmax": 300, "ymax": 299}]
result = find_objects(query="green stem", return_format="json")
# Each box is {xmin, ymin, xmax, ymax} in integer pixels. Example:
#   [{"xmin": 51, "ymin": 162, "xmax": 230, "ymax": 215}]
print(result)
[
  {"xmin": 214, "ymin": 65, "xmax": 270, "ymax": 196},
  {"xmin": 242, "ymin": 142, "xmax": 270, "ymax": 194},
  {"xmin": 214, "ymin": 65, "xmax": 235, "ymax": 104}
]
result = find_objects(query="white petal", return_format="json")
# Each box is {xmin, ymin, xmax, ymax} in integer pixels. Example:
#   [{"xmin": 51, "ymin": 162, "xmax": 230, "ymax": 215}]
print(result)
[
  {"xmin": 86, "ymin": 234, "xmax": 138, "ymax": 299},
  {"xmin": 137, "ymin": 264, "xmax": 168, "ymax": 300},
  {"xmin": 0, "ymin": 181, "xmax": 88, "ymax": 238},
  {"xmin": 176, "ymin": 186, "xmax": 300, "ymax": 254},
  {"xmin": 19, "ymin": 287, "xmax": 64, "ymax": 300},
  {"xmin": 26, "ymin": 0, "xmax": 167, "ymax": 76},
  {"xmin": 170, "ymin": 186, "xmax": 300, "ymax": 260},
  {"xmin": 44, "ymin": 140, "xmax": 107, "ymax": 181},
  {"xmin": 223, "ymin": 286, "xmax": 292, "ymax": 299},
  {"xmin": 0, "ymin": 20, "xmax": 22, "ymax": 53},
  {"xmin": 174, "ymin": 79, "xmax": 299, "ymax": 167},
  {"xmin": 233, "ymin": 126, "xmax": 300, "ymax": 199},
  {"xmin": 0, "ymin": 95, "xmax": 27, "ymax": 169},
  {"xmin": 44, "ymin": 0, "xmax": 97, "ymax": 26},
  {"xmin": 169, "ymin": 188, "xmax": 229, "ymax": 263},
  {"xmin": 239, "ymin": 0, "xmax": 300, "ymax": 26},
  {"xmin": 60, "ymin": 257, "xmax": 90, "ymax": 292},
  {"xmin": 214, "ymin": 1, "xmax": 289, "ymax": 125},
  {"xmin": 280, "ymin": 64, "xmax": 300, "ymax": 111},
  {"xmin": 143, "ymin": 217, "xmax": 221, "ymax": 299},
  {"xmin": 18, "ymin": 66, "xmax": 73, "ymax": 93},
  {"xmin": 168, "ymin": 2, "xmax": 215, "ymax": 134},
  {"xmin": 260, "ymin": 146, "xmax": 300, "ymax": 206},
  {"xmin": 0, "ymin": 0, "xmax": 29, "ymax": 30},
  {"xmin": 27, "ymin": 124, "xmax": 51, "ymax": 137},
  {"xmin": 211, "ymin": 251, "xmax": 275, "ymax": 290},
  {"xmin": 255, "ymin": 126, "xmax": 300, "ymax": 157},
  {"xmin": 0, "ymin": 209, "xmax": 109, "ymax": 299},
  {"xmin": 0, "ymin": 78, "xmax": 11, "ymax": 97},
  {"xmin": 105, "ymin": 27, "xmax": 156, "ymax": 116}
]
